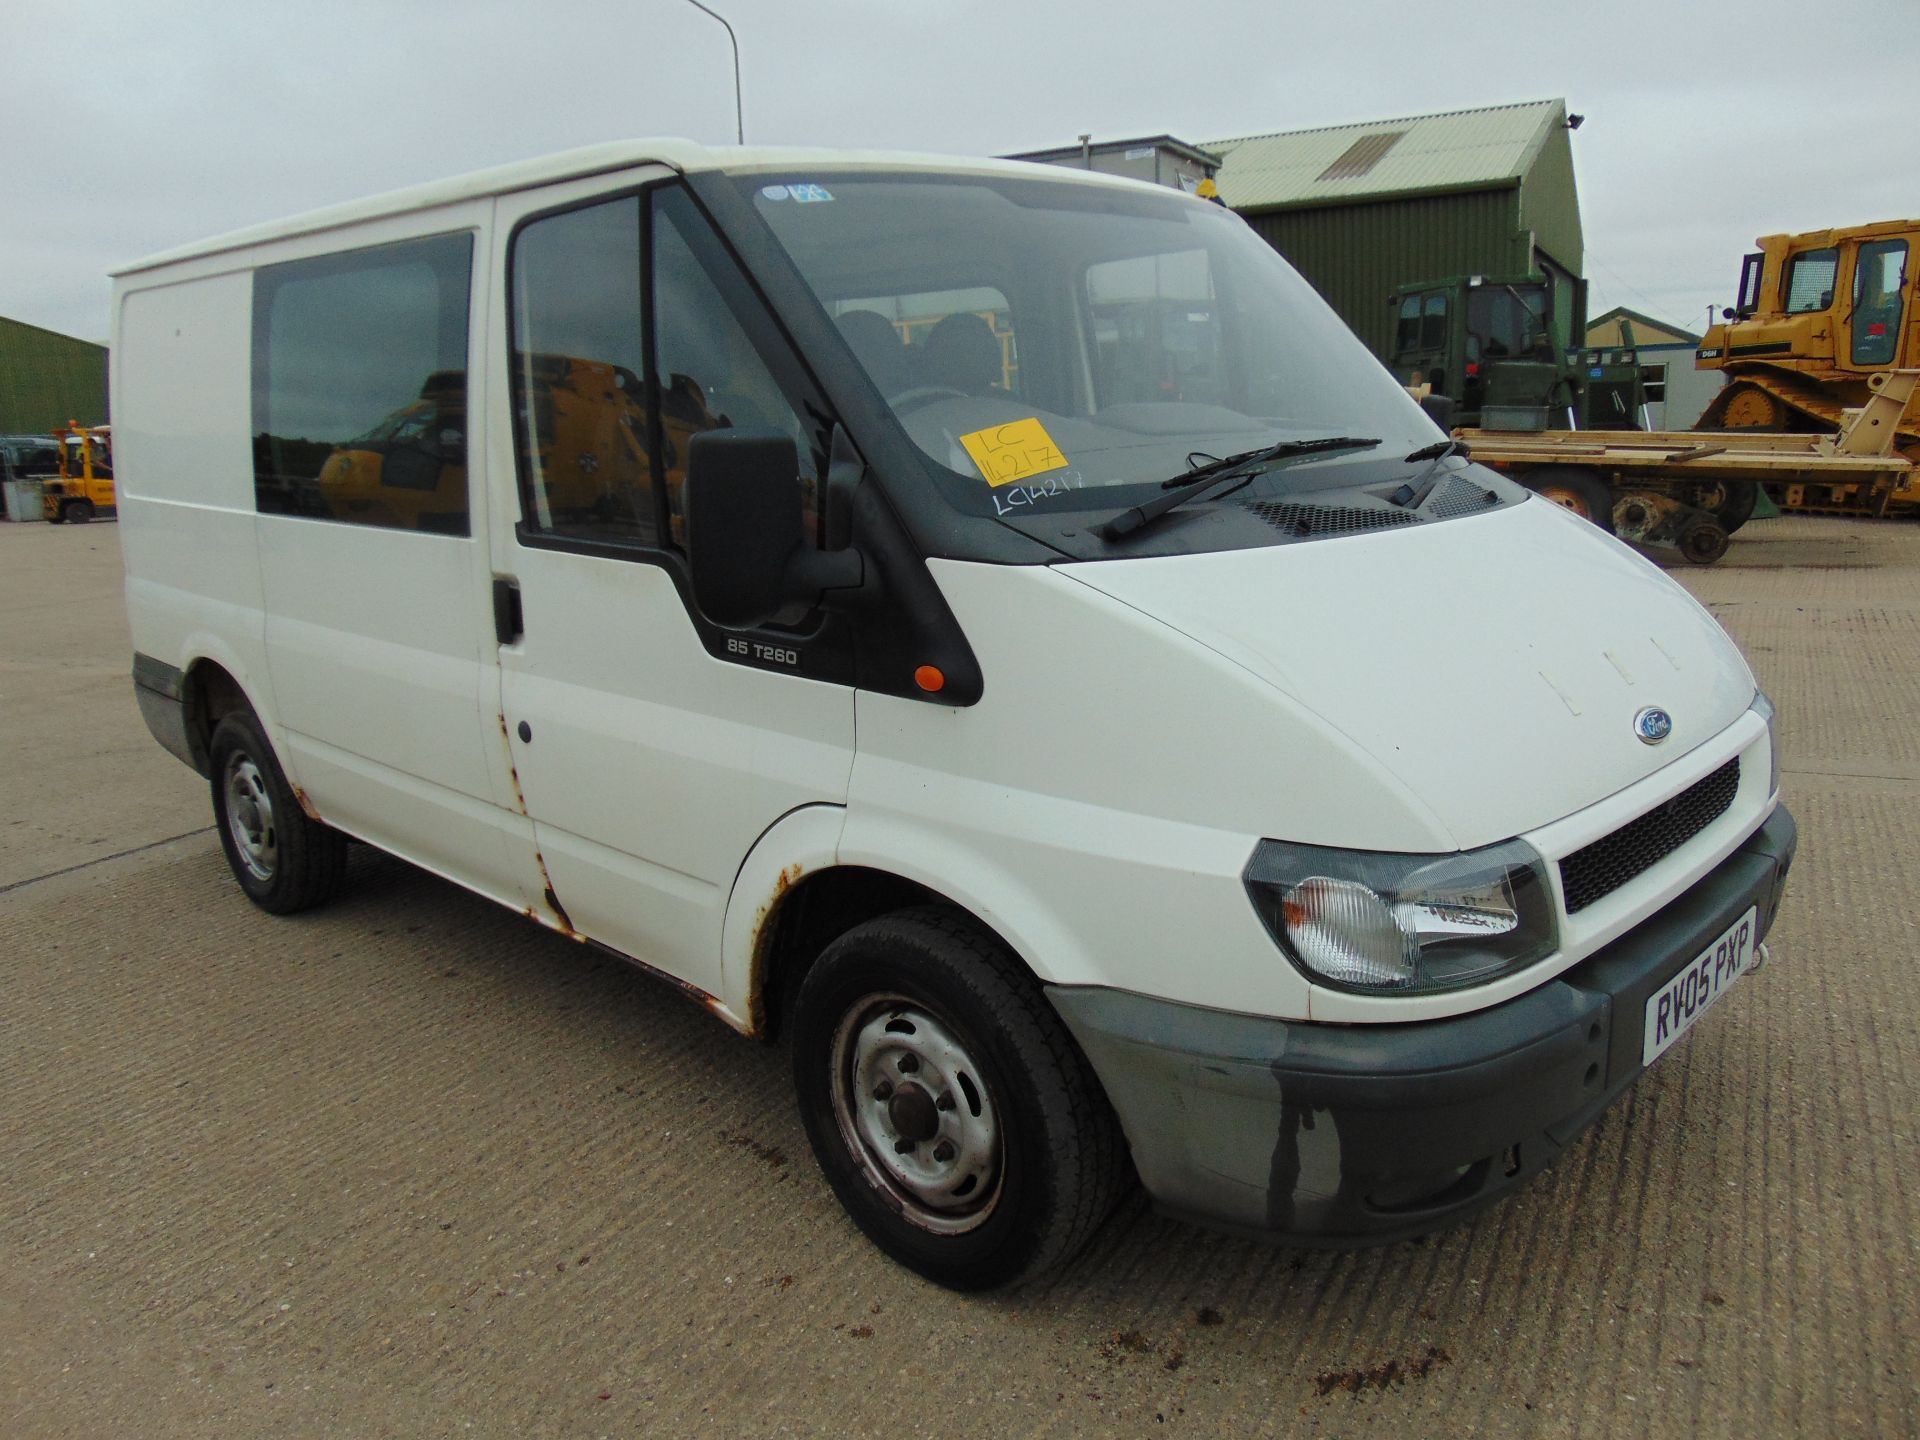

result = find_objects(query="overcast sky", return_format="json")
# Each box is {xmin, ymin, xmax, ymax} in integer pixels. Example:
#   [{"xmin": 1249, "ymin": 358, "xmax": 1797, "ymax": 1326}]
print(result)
[{"xmin": 5, "ymin": 0, "xmax": 1915, "ymax": 346}]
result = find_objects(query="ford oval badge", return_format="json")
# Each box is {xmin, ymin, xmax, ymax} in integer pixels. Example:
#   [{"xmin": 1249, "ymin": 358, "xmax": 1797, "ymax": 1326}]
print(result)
[{"xmin": 1634, "ymin": 706, "xmax": 1674, "ymax": 745}]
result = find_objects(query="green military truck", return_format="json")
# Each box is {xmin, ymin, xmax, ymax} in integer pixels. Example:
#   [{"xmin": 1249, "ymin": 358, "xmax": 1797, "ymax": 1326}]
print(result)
[{"xmin": 1385, "ymin": 273, "xmax": 1648, "ymax": 431}]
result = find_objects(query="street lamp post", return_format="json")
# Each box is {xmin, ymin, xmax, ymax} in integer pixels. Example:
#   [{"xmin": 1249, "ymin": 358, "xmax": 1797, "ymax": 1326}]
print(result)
[{"xmin": 676, "ymin": 0, "xmax": 745, "ymax": 145}]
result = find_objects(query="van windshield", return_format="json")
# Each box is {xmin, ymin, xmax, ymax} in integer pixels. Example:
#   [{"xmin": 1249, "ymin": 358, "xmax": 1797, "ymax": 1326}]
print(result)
[{"xmin": 736, "ymin": 170, "xmax": 1432, "ymax": 514}]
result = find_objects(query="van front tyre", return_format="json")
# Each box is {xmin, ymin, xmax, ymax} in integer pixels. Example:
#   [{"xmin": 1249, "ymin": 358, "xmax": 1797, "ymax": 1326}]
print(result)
[
  {"xmin": 208, "ymin": 714, "xmax": 347, "ymax": 914},
  {"xmin": 791, "ymin": 908, "xmax": 1126, "ymax": 1291}
]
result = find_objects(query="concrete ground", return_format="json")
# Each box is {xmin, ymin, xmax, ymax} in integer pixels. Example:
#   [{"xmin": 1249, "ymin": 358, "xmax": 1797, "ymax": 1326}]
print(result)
[{"xmin": 1, "ymin": 513, "xmax": 1915, "ymax": 1438}]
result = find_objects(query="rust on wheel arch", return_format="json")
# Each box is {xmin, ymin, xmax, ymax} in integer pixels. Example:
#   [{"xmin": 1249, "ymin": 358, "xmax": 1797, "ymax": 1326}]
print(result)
[{"xmin": 745, "ymin": 862, "xmax": 807, "ymax": 1038}]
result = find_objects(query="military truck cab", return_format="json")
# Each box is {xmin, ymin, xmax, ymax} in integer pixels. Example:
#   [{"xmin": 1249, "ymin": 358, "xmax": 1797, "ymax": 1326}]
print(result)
[{"xmin": 1390, "ymin": 274, "xmax": 1646, "ymax": 431}]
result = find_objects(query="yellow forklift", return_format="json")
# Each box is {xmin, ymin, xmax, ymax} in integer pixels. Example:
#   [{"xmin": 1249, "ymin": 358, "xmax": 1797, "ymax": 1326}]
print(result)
[{"xmin": 43, "ymin": 422, "xmax": 115, "ymax": 523}]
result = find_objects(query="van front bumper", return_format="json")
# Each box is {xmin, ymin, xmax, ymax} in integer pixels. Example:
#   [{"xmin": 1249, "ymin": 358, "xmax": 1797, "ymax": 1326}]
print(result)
[{"xmin": 1048, "ymin": 804, "xmax": 1796, "ymax": 1244}]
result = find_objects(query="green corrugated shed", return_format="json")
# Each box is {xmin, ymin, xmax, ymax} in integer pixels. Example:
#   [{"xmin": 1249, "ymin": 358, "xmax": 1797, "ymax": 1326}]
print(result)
[
  {"xmin": 1205, "ymin": 100, "xmax": 1586, "ymax": 358},
  {"xmin": 0, "ymin": 315, "xmax": 108, "ymax": 433}
]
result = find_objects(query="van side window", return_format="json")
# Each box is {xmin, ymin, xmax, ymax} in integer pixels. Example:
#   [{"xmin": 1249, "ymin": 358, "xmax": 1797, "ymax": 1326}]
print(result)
[
  {"xmin": 252, "ymin": 234, "xmax": 473, "ymax": 535},
  {"xmin": 651, "ymin": 187, "xmax": 819, "ymax": 549},
  {"xmin": 509, "ymin": 187, "xmax": 819, "ymax": 551},
  {"xmin": 509, "ymin": 196, "xmax": 657, "ymax": 542}
]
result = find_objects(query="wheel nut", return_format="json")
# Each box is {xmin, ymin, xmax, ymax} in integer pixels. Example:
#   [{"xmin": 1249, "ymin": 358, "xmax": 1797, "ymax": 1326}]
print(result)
[
  {"xmin": 935, "ymin": 1092, "xmax": 955, "ymax": 1111},
  {"xmin": 932, "ymin": 1140, "xmax": 955, "ymax": 1162},
  {"xmin": 872, "ymin": 1080, "xmax": 893, "ymax": 1101},
  {"xmin": 897, "ymin": 1054, "xmax": 919, "ymax": 1074}
]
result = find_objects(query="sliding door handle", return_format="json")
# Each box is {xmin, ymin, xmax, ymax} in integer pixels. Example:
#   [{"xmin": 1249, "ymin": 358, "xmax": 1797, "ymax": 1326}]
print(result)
[{"xmin": 492, "ymin": 577, "xmax": 523, "ymax": 645}]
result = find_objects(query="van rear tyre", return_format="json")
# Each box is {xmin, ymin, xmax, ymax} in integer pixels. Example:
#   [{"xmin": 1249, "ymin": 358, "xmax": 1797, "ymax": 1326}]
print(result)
[
  {"xmin": 209, "ymin": 714, "xmax": 347, "ymax": 914},
  {"xmin": 790, "ymin": 907, "xmax": 1126, "ymax": 1291}
]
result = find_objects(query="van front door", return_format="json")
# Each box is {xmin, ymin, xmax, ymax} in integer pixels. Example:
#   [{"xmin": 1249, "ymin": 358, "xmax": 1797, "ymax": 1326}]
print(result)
[{"xmin": 485, "ymin": 174, "xmax": 855, "ymax": 1007}]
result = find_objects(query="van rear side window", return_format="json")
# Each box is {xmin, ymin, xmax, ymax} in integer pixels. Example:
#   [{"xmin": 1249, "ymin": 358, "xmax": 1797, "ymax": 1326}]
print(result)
[{"xmin": 251, "ymin": 233, "xmax": 474, "ymax": 535}]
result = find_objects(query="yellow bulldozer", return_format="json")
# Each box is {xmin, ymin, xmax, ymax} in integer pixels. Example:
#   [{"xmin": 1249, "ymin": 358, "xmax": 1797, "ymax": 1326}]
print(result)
[{"xmin": 1695, "ymin": 217, "xmax": 1920, "ymax": 511}]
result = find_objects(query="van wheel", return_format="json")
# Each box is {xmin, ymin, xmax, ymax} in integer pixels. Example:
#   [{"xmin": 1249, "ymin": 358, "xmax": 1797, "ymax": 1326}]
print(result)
[
  {"xmin": 208, "ymin": 714, "xmax": 347, "ymax": 914},
  {"xmin": 62, "ymin": 499, "xmax": 92, "ymax": 524},
  {"xmin": 790, "ymin": 907, "xmax": 1126, "ymax": 1291},
  {"xmin": 1524, "ymin": 467, "xmax": 1615, "ymax": 534}
]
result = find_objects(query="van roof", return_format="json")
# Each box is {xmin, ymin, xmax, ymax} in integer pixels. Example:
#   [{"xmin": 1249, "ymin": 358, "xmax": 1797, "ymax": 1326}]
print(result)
[{"xmin": 114, "ymin": 139, "xmax": 1150, "ymax": 278}]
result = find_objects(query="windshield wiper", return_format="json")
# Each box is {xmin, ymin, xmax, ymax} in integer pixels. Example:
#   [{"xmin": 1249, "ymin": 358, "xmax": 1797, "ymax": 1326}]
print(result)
[
  {"xmin": 1405, "ymin": 437, "xmax": 1469, "ymax": 464},
  {"xmin": 1097, "ymin": 436, "xmax": 1381, "ymax": 541},
  {"xmin": 1390, "ymin": 436, "xmax": 1473, "ymax": 507}
]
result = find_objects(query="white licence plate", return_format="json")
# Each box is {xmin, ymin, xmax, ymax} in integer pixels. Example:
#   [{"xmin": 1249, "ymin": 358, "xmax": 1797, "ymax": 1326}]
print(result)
[{"xmin": 1642, "ymin": 907, "xmax": 1758, "ymax": 1066}]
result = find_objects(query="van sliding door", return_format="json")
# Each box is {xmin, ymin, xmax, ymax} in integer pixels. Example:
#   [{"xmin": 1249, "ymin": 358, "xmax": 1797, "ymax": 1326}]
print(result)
[{"xmin": 251, "ymin": 214, "xmax": 543, "ymax": 909}]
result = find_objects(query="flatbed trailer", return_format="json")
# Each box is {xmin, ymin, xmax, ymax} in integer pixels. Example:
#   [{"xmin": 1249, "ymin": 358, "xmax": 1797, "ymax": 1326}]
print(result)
[{"xmin": 1459, "ymin": 370, "xmax": 1918, "ymax": 564}]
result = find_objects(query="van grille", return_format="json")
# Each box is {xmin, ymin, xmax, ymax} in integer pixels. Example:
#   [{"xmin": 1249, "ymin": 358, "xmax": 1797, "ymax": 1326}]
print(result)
[
  {"xmin": 1427, "ymin": 476, "xmax": 1502, "ymax": 519},
  {"xmin": 1241, "ymin": 501, "xmax": 1424, "ymax": 536},
  {"xmin": 1559, "ymin": 758, "xmax": 1740, "ymax": 914}
]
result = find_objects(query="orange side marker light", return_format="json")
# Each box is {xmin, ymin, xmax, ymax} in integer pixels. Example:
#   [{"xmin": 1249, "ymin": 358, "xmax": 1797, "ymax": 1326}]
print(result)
[{"xmin": 914, "ymin": 665, "xmax": 946, "ymax": 693}]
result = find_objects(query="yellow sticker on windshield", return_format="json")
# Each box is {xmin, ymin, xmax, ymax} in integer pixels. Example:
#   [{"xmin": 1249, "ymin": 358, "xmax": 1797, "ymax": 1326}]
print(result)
[{"xmin": 959, "ymin": 418, "xmax": 1069, "ymax": 487}]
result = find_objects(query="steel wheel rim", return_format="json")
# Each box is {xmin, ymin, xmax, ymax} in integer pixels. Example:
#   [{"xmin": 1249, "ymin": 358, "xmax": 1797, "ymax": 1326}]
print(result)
[
  {"xmin": 223, "ymin": 753, "xmax": 277, "ymax": 882},
  {"xmin": 828, "ymin": 993, "xmax": 1003, "ymax": 1235},
  {"xmin": 1538, "ymin": 484, "xmax": 1593, "ymax": 520}
]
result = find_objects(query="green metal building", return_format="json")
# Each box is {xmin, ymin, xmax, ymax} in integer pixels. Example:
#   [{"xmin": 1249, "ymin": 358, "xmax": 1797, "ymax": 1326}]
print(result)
[
  {"xmin": 1205, "ymin": 99, "xmax": 1586, "ymax": 360},
  {"xmin": 0, "ymin": 315, "xmax": 108, "ymax": 433}
]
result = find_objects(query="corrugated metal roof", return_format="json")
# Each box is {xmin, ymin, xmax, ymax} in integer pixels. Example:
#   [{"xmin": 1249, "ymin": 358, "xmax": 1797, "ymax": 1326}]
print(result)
[{"xmin": 1205, "ymin": 99, "xmax": 1565, "ymax": 213}]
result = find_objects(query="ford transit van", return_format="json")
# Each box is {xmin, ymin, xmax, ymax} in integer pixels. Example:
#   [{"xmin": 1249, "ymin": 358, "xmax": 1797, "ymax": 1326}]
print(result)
[{"xmin": 116, "ymin": 142, "xmax": 1795, "ymax": 1289}]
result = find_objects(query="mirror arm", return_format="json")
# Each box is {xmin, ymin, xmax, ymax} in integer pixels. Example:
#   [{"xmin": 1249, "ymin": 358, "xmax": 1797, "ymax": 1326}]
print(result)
[{"xmin": 789, "ymin": 545, "xmax": 865, "ymax": 603}]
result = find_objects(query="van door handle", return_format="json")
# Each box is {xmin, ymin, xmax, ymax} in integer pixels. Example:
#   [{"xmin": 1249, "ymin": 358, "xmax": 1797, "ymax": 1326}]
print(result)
[{"xmin": 492, "ymin": 578, "xmax": 523, "ymax": 645}]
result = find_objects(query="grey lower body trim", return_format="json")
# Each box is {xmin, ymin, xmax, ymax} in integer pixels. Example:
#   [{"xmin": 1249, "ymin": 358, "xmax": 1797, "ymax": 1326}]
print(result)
[
  {"xmin": 131, "ymin": 653, "xmax": 203, "ymax": 776},
  {"xmin": 1050, "ymin": 805, "xmax": 1796, "ymax": 1246}
]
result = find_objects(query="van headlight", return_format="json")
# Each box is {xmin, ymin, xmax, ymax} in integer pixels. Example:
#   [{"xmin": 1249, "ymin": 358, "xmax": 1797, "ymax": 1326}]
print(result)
[
  {"xmin": 1243, "ymin": 838, "xmax": 1557, "ymax": 993},
  {"xmin": 1751, "ymin": 689, "xmax": 1779, "ymax": 798}
]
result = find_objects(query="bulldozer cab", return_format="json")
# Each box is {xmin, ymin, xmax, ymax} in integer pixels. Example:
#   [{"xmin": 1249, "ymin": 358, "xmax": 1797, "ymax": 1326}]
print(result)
[
  {"xmin": 1702, "ymin": 220, "xmax": 1917, "ymax": 379},
  {"xmin": 1389, "ymin": 274, "xmax": 1643, "ymax": 431}
]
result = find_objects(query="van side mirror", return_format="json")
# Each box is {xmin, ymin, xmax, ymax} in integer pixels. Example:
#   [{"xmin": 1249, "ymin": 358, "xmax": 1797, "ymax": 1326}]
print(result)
[{"xmin": 685, "ymin": 431, "xmax": 863, "ymax": 630}]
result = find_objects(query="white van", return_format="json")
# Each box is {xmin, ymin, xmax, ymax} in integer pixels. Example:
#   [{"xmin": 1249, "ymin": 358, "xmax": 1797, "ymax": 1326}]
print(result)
[{"xmin": 117, "ymin": 141, "xmax": 1795, "ymax": 1290}]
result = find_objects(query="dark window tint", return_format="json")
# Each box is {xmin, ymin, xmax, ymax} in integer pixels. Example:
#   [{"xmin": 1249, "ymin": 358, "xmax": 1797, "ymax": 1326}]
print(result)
[
  {"xmin": 509, "ymin": 196, "xmax": 657, "ymax": 543},
  {"xmin": 1784, "ymin": 248, "xmax": 1838, "ymax": 314},
  {"xmin": 1850, "ymin": 238, "xmax": 1907, "ymax": 367},
  {"xmin": 652, "ymin": 187, "xmax": 818, "ymax": 549},
  {"xmin": 1394, "ymin": 294, "xmax": 1420, "ymax": 355},
  {"xmin": 509, "ymin": 186, "xmax": 819, "ymax": 553},
  {"xmin": 1465, "ymin": 286, "xmax": 1552, "ymax": 363},
  {"xmin": 252, "ymin": 234, "xmax": 473, "ymax": 534},
  {"xmin": 1393, "ymin": 293, "xmax": 1447, "ymax": 357},
  {"xmin": 1736, "ymin": 252, "xmax": 1764, "ymax": 315}
]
